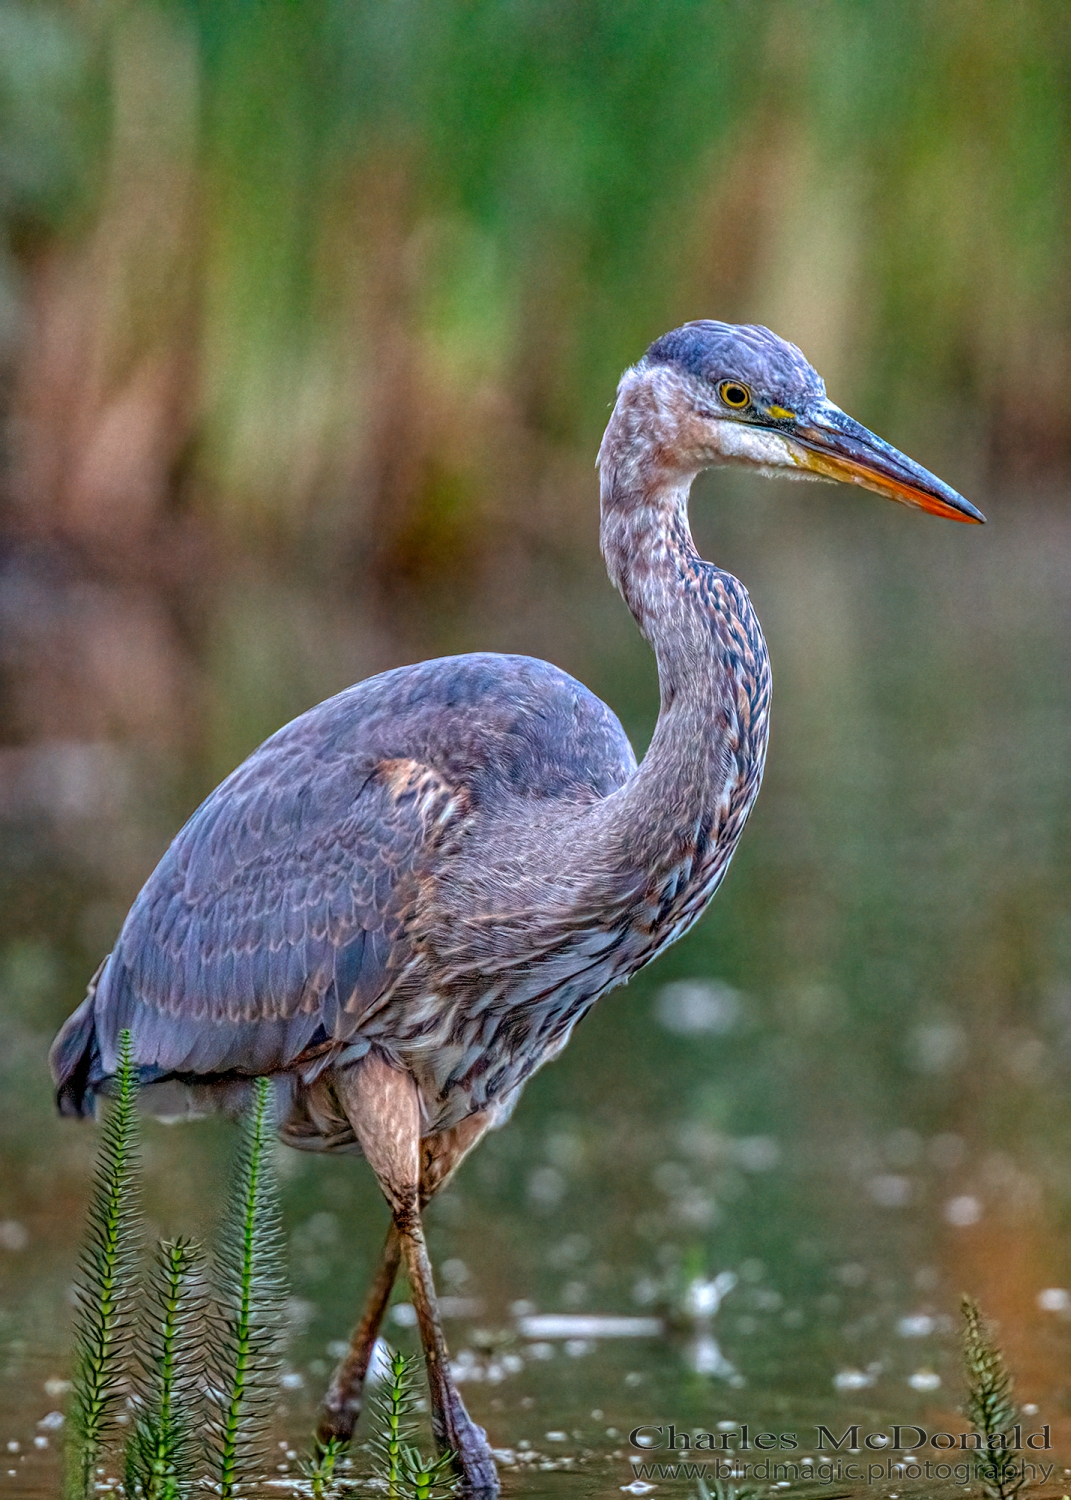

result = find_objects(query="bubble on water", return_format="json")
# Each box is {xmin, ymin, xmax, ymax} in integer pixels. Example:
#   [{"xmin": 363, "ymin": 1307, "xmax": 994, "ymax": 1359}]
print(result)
[
  {"xmin": 685, "ymin": 1271, "xmax": 736, "ymax": 1318},
  {"xmin": 1038, "ymin": 1288, "xmax": 1070, "ymax": 1312},
  {"xmin": 0, "ymin": 1222, "xmax": 29, "ymax": 1252},
  {"xmin": 528, "ymin": 1166, "xmax": 565, "ymax": 1209},
  {"xmin": 869, "ymin": 1174, "xmax": 913, "ymax": 1208},
  {"xmin": 910, "ymin": 1021, "xmax": 966, "ymax": 1074},
  {"xmin": 898, "ymin": 1314, "xmax": 934, "ymax": 1337},
  {"xmin": 945, "ymin": 1194, "xmax": 982, "ymax": 1227},
  {"xmin": 736, "ymin": 1137, "xmax": 781, "ymax": 1173},
  {"xmin": 655, "ymin": 979, "xmax": 743, "ymax": 1035}
]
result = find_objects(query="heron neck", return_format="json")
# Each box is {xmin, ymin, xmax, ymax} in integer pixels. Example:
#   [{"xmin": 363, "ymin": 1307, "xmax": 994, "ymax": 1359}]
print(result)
[{"xmin": 597, "ymin": 454, "xmax": 771, "ymax": 876}]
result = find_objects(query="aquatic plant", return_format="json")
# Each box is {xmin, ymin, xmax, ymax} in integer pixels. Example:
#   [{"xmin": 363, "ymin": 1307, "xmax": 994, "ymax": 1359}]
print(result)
[
  {"xmin": 369, "ymin": 1346, "xmax": 456, "ymax": 1500},
  {"xmin": 303, "ymin": 1344, "xmax": 457, "ymax": 1500},
  {"xmin": 66, "ymin": 1029, "xmax": 142, "ymax": 1500},
  {"xmin": 123, "ymin": 1237, "xmax": 205, "ymax": 1500},
  {"xmin": 961, "ymin": 1295, "xmax": 1025, "ymax": 1500},
  {"xmin": 206, "ymin": 1076, "xmax": 288, "ymax": 1499},
  {"xmin": 303, "ymin": 1432, "xmax": 347, "ymax": 1497}
]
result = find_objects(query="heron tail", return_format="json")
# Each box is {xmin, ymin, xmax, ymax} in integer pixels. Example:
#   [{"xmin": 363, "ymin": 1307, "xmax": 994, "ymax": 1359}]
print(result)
[{"xmin": 50, "ymin": 956, "xmax": 110, "ymax": 1118}]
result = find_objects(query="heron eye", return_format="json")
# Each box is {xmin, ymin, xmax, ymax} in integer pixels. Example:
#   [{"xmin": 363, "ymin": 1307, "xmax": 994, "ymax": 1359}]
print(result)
[{"xmin": 719, "ymin": 381, "xmax": 751, "ymax": 410}]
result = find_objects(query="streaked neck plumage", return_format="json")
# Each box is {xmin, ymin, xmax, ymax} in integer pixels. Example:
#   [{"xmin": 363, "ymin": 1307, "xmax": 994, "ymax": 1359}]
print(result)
[{"xmin": 593, "ymin": 365, "xmax": 772, "ymax": 905}]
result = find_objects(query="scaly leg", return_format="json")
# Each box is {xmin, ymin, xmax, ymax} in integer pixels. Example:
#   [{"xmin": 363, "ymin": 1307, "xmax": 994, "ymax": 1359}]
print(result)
[
  {"xmin": 333, "ymin": 1052, "xmax": 499, "ymax": 1495},
  {"xmin": 316, "ymin": 1108, "xmax": 493, "ymax": 1446},
  {"xmin": 316, "ymin": 1222, "xmax": 401, "ymax": 1446}
]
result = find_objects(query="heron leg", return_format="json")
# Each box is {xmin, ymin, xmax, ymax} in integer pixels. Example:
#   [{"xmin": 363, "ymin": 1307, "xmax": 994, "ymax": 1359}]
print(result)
[
  {"xmin": 334, "ymin": 1052, "xmax": 499, "ymax": 1496},
  {"xmin": 316, "ymin": 1221, "xmax": 401, "ymax": 1446},
  {"xmin": 316, "ymin": 1108, "xmax": 493, "ymax": 1447}
]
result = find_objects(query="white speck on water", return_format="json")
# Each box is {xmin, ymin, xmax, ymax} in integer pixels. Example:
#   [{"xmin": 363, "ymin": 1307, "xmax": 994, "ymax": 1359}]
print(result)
[
  {"xmin": 898, "ymin": 1313, "xmax": 935, "ymax": 1337},
  {"xmin": 0, "ymin": 1221, "xmax": 29, "ymax": 1252},
  {"xmin": 33, "ymin": 1438, "xmax": 47, "ymax": 1450},
  {"xmin": 685, "ymin": 1271, "xmax": 737, "ymax": 1318},
  {"xmin": 545, "ymin": 1431, "xmax": 567, "ymax": 1442},
  {"xmin": 528, "ymin": 1166, "xmax": 566, "ymax": 1208},
  {"xmin": 869, "ymin": 1174, "xmax": 913, "ymax": 1208},
  {"xmin": 736, "ymin": 1137, "xmax": 780, "ymax": 1172},
  {"xmin": 621, "ymin": 1482, "xmax": 657, "ymax": 1494},
  {"xmin": 390, "ymin": 1302, "xmax": 418, "ymax": 1327},
  {"xmin": 279, "ymin": 1371, "xmax": 304, "ymax": 1389},
  {"xmin": 656, "ymin": 979, "xmax": 743, "ymax": 1035},
  {"xmin": 833, "ymin": 1369, "xmax": 875, "ymax": 1391},
  {"xmin": 945, "ymin": 1195, "xmax": 982, "ymax": 1227},
  {"xmin": 564, "ymin": 1338, "xmax": 592, "ymax": 1356},
  {"xmin": 690, "ymin": 1333, "xmax": 737, "ymax": 1379},
  {"xmin": 908, "ymin": 1370, "xmax": 941, "ymax": 1391},
  {"xmin": 37, "ymin": 1411, "xmax": 65, "ymax": 1430},
  {"xmin": 1038, "ymin": 1288, "xmax": 1070, "ymax": 1312},
  {"xmin": 517, "ymin": 1314, "xmax": 662, "ymax": 1338}
]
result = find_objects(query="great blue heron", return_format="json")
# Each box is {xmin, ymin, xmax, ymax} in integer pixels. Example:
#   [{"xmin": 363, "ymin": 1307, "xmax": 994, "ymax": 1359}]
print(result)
[{"xmin": 51, "ymin": 322, "xmax": 983, "ymax": 1492}]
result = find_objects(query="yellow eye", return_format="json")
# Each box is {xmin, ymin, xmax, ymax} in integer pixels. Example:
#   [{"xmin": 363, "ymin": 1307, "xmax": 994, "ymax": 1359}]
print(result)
[{"xmin": 719, "ymin": 381, "xmax": 751, "ymax": 410}]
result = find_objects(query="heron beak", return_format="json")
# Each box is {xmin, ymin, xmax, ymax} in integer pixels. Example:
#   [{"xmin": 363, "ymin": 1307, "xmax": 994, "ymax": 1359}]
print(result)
[{"xmin": 786, "ymin": 401, "xmax": 985, "ymax": 524}]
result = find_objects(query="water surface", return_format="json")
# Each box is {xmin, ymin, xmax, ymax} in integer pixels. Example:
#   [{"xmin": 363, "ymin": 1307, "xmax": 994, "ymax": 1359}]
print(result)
[{"xmin": 2, "ymin": 484, "xmax": 1070, "ymax": 1496}]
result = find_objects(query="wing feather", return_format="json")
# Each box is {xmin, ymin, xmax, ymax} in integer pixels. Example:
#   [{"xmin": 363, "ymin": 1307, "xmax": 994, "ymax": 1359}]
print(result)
[{"xmin": 51, "ymin": 652, "xmax": 637, "ymax": 1117}]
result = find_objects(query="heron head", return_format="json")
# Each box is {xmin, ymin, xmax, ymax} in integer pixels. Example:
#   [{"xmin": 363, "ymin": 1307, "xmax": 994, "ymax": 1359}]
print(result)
[{"xmin": 623, "ymin": 321, "xmax": 984, "ymax": 524}]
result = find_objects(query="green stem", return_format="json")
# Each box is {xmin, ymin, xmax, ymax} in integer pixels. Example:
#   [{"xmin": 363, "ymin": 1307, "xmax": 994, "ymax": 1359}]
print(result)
[{"xmin": 68, "ymin": 1030, "xmax": 140, "ymax": 1500}]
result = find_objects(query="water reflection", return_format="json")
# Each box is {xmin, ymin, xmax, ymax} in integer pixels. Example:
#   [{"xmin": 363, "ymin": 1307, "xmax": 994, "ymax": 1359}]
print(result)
[{"xmin": 2, "ymin": 488, "xmax": 1071, "ymax": 1494}]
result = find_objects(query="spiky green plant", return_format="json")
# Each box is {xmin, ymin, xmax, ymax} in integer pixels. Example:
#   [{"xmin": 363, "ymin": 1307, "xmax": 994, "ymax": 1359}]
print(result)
[
  {"xmin": 123, "ymin": 1237, "xmax": 205, "ymax": 1500},
  {"xmin": 369, "ymin": 1347, "xmax": 455, "ymax": 1500},
  {"xmin": 370, "ymin": 1347, "xmax": 418, "ymax": 1499},
  {"xmin": 302, "ymin": 1433, "xmax": 346, "ymax": 1498},
  {"xmin": 207, "ymin": 1076, "xmax": 288, "ymax": 1499},
  {"xmin": 398, "ymin": 1443, "xmax": 457, "ymax": 1500},
  {"xmin": 961, "ymin": 1295, "xmax": 1025, "ymax": 1500},
  {"xmin": 66, "ymin": 1029, "xmax": 142, "ymax": 1500}
]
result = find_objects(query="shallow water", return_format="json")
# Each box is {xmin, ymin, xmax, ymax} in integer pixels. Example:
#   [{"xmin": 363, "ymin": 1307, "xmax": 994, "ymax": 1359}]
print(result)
[{"xmin": 3, "ymin": 484, "xmax": 1071, "ymax": 1496}]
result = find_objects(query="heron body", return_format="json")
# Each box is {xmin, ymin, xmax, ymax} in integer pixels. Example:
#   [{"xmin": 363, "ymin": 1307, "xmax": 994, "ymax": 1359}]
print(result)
[{"xmin": 51, "ymin": 322, "xmax": 981, "ymax": 1491}]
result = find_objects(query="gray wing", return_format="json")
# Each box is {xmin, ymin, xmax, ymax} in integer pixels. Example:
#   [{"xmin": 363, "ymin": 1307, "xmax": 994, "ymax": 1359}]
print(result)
[{"xmin": 51, "ymin": 653, "xmax": 636, "ymax": 1115}]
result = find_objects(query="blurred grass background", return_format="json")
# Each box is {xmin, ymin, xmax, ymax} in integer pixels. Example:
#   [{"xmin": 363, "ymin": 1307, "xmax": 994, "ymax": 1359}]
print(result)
[
  {"xmin": 4, "ymin": 3, "xmax": 1071, "ymax": 1483},
  {"xmin": 1, "ymin": 0, "xmax": 1069, "ymax": 567}
]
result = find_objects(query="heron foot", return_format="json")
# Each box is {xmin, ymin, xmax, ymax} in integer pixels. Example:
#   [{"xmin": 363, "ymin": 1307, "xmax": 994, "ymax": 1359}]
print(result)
[
  {"xmin": 437, "ymin": 1388, "xmax": 499, "ymax": 1496},
  {"xmin": 315, "ymin": 1390, "xmax": 360, "ymax": 1448}
]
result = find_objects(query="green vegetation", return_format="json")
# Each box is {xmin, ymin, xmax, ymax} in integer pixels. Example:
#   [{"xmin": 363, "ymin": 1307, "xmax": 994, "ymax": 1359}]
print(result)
[
  {"xmin": 961, "ymin": 1295, "xmax": 1026, "ymax": 1500},
  {"xmin": 1, "ymin": 2, "xmax": 1069, "ymax": 555},
  {"xmin": 64, "ymin": 1046, "xmax": 454, "ymax": 1499},
  {"xmin": 368, "ymin": 1346, "xmax": 456, "ymax": 1500},
  {"xmin": 124, "ymin": 1238, "xmax": 205, "ymax": 1500},
  {"xmin": 64, "ymin": 1043, "xmax": 289, "ymax": 1499},
  {"xmin": 66, "ymin": 1030, "xmax": 142, "ymax": 1500},
  {"xmin": 207, "ymin": 1076, "xmax": 288, "ymax": 1499}
]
